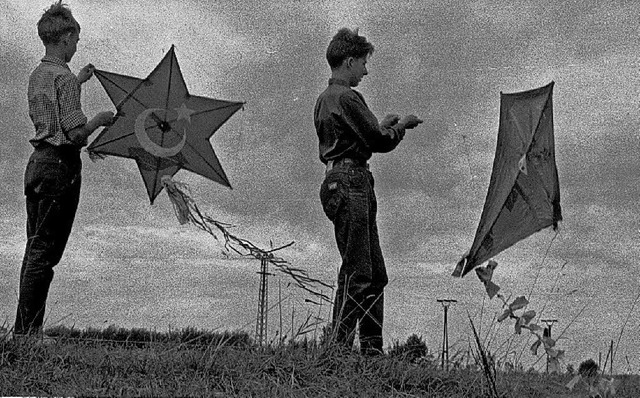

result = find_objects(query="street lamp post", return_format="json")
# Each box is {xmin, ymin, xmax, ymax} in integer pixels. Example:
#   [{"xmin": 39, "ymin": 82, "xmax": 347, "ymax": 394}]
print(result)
[{"xmin": 541, "ymin": 318, "xmax": 558, "ymax": 373}]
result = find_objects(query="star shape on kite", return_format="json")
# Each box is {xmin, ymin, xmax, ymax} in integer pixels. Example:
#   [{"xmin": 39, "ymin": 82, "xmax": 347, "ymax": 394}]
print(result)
[
  {"xmin": 87, "ymin": 45, "xmax": 244, "ymax": 204},
  {"xmin": 174, "ymin": 103, "xmax": 197, "ymax": 123}
]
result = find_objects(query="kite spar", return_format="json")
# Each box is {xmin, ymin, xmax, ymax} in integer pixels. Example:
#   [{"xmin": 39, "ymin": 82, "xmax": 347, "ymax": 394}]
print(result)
[{"xmin": 453, "ymin": 82, "xmax": 562, "ymax": 278}]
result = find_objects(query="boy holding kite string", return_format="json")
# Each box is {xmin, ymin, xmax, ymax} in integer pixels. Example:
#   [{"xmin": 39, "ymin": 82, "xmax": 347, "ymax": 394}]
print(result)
[{"xmin": 314, "ymin": 28, "xmax": 423, "ymax": 354}]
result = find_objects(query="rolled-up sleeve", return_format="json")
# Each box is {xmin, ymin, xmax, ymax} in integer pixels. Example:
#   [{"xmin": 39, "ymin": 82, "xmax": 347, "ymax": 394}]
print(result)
[
  {"xmin": 56, "ymin": 74, "xmax": 87, "ymax": 133},
  {"xmin": 339, "ymin": 91, "xmax": 404, "ymax": 153}
]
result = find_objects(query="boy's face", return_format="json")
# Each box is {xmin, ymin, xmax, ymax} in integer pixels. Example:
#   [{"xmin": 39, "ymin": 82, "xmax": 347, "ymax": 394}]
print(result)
[{"xmin": 346, "ymin": 56, "xmax": 369, "ymax": 87}]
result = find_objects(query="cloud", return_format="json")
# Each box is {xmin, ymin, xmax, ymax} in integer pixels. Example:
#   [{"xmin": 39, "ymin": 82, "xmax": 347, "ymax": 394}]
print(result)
[
  {"xmin": 468, "ymin": 0, "xmax": 539, "ymax": 32},
  {"xmin": 3, "ymin": 1, "xmax": 640, "ymax": 343},
  {"xmin": 553, "ymin": 204, "xmax": 640, "ymax": 269}
]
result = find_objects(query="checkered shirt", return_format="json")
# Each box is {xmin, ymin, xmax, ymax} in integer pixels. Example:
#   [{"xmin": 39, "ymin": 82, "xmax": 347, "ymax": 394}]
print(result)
[{"xmin": 27, "ymin": 55, "xmax": 87, "ymax": 147}]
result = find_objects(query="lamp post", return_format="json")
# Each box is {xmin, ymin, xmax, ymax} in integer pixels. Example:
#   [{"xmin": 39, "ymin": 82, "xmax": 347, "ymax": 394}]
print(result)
[
  {"xmin": 541, "ymin": 318, "xmax": 558, "ymax": 373},
  {"xmin": 437, "ymin": 299, "xmax": 457, "ymax": 370}
]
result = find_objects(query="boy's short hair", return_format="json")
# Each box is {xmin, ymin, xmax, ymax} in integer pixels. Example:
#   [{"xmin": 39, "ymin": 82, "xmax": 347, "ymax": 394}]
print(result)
[
  {"xmin": 37, "ymin": 1, "xmax": 80, "ymax": 45},
  {"xmin": 326, "ymin": 28, "xmax": 375, "ymax": 69}
]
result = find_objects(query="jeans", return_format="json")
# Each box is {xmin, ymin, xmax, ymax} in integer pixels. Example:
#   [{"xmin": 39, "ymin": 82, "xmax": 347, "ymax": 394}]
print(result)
[
  {"xmin": 320, "ymin": 163, "xmax": 388, "ymax": 354},
  {"xmin": 14, "ymin": 144, "xmax": 81, "ymax": 335}
]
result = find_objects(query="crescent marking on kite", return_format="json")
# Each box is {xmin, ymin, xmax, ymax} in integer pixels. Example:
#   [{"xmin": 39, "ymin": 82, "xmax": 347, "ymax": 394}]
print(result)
[{"xmin": 134, "ymin": 108, "xmax": 187, "ymax": 158}]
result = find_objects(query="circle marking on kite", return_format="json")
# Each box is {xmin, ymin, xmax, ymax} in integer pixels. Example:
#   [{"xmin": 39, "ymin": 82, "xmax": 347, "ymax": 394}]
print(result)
[{"xmin": 135, "ymin": 107, "xmax": 188, "ymax": 158}]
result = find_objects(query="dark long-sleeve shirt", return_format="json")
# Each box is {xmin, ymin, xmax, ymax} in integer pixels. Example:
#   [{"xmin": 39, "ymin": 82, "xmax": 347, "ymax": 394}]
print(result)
[{"xmin": 314, "ymin": 78, "xmax": 405, "ymax": 165}]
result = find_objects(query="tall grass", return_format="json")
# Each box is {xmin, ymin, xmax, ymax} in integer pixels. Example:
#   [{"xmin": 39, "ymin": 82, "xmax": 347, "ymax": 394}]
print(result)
[{"xmin": 2, "ymin": 324, "xmax": 640, "ymax": 397}]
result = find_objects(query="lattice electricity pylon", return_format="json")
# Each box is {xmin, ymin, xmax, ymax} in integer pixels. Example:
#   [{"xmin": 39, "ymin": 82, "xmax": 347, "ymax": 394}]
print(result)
[
  {"xmin": 437, "ymin": 298, "xmax": 457, "ymax": 370},
  {"xmin": 255, "ymin": 256, "xmax": 273, "ymax": 346}
]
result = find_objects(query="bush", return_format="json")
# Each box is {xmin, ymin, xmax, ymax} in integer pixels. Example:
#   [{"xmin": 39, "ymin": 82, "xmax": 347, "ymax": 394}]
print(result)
[
  {"xmin": 388, "ymin": 334, "xmax": 428, "ymax": 362},
  {"xmin": 578, "ymin": 358, "xmax": 598, "ymax": 378}
]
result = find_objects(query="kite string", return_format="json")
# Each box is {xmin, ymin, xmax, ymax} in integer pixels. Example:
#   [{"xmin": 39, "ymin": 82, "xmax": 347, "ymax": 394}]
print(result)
[
  {"xmin": 460, "ymin": 133, "xmax": 474, "ymax": 184},
  {"xmin": 613, "ymin": 288, "xmax": 640, "ymax": 369},
  {"xmin": 526, "ymin": 229, "xmax": 559, "ymax": 303},
  {"xmin": 513, "ymin": 229, "xmax": 560, "ymax": 365},
  {"xmin": 536, "ymin": 260, "xmax": 568, "ymax": 321}
]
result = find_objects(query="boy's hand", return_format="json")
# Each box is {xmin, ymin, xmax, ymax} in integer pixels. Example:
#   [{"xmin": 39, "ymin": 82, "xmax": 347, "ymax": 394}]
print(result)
[
  {"xmin": 77, "ymin": 63, "xmax": 95, "ymax": 84},
  {"xmin": 380, "ymin": 114, "xmax": 400, "ymax": 128},
  {"xmin": 398, "ymin": 115, "xmax": 423, "ymax": 130},
  {"xmin": 68, "ymin": 111, "xmax": 115, "ymax": 146}
]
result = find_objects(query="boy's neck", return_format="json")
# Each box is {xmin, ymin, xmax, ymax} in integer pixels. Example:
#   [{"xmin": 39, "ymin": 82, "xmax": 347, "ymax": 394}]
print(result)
[
  {"xmin": 44, "ymin": 45, "xmax": 68, "ymax": 63},
  {"xmin": 331, "ymin": 68, "xmax": 350, "ymax": 83}
]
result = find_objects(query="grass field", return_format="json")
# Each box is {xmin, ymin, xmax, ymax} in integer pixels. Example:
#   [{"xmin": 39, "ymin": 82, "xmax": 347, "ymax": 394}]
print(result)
[{"xmin": 2, "ymin": 325, "xmax": 639, "ymax": 397}]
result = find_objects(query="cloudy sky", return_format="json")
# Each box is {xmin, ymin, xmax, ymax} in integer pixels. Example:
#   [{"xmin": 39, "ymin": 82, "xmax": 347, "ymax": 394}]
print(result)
[{"xmin": 1, "ymin": 0, "xmax": 639, "ymax": 369}]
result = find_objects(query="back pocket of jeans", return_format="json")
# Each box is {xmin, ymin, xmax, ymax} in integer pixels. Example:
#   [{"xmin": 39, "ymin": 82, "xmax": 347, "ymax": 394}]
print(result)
[
  {"xmin": 24, "ymin": 159, "xmax": 69, "ymax": 197},
  {"xmin": 320, "ymin": 180, "xmax": 345, "ymax": 222}
]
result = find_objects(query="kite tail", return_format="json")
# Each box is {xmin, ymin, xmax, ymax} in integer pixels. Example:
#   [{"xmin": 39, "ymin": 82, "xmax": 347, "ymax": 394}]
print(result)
[
  {"xmin": 162, "ymin": 176, "xmax": 191, "ymax": 224},
  {"xmin": 160, "ymin": 176, "xmax": 332, "ymax": 303}
]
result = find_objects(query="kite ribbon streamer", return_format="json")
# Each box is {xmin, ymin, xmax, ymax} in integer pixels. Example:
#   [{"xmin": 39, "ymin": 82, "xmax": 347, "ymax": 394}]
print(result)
[
  {"xmin": 162, "ymin": 177, "xmax": 332, "ymax": 303},
  {"xmin": 475, "ymin": 260, "xmax": 500, "ymax": 299},
  {"xmin": 162, "ymin": 176, "xmax": 190, "ymax": 225}
]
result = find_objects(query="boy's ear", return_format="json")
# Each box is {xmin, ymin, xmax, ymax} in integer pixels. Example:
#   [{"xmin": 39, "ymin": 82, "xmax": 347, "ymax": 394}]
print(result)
[
  {"xmin": 60, "ymin": 32, "xmax": 72, "ymax": 46},
  {"xmin": 345, "ymin": 57, "xmax": 354, "ymax": 69}
]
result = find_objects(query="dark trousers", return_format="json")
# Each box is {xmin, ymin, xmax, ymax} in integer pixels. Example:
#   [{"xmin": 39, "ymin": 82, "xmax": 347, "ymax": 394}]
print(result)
[
  {"xmin": 320, "ymin": 164, "xmax": 388, "ymax": 354},
  {"xmin": 14, "ymin": 144, "xmax": 81, "ymax": 335}
]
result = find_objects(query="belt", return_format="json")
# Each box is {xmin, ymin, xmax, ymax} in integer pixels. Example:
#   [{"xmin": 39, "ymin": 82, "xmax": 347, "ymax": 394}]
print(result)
[
  {"xmin": 326, "ymin": 157, "xmax": 369, "ymax": 173},
  {"xmin": 32, "ymin": 142, "xmax": 81, "ymax": 163}
]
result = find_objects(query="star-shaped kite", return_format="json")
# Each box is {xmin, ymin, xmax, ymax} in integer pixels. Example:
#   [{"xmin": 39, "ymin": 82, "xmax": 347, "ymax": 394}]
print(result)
[{"xmin": 87, "ymin": 45, "xmax": 244, "ymax": 204}]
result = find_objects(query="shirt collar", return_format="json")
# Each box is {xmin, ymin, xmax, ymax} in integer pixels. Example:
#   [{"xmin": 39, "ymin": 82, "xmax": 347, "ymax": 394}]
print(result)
[
  {"xmin": 41, "ymin": 55, "xmax": 70, "ymax": 69},
  {"xmin": 328, "ymin": 78, "xmax": 350, "ymax": 87}
]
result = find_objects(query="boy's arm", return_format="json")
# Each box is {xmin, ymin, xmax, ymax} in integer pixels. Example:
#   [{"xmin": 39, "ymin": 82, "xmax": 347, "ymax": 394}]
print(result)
[
  {"xmin": 340, "ymin": 92, "xmax": 406, "ymax": 153},
  {"xmin": 77, "ymin": 64, "xmax": 95, "ymax": 85},
  {"xmin": 57, "ymin": 71, "xmax": 113, "ymax": 146},
  {"xmin": 67, "ymin": 112, "xmax": 114, "ymax": 146},
  {"xmin": 340, "ymin": 92, "xmax": 423, "ymax": 153},
  {"xmin": 57, "ymin": 74, "xmax": 88, "ymax": 139}
]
